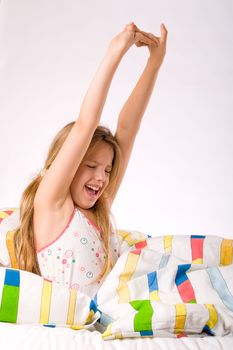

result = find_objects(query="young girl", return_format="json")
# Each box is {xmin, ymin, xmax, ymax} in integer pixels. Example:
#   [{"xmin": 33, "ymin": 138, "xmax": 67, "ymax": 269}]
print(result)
[{"xmin": 13, "ymin": 22, "xmax": 167, "ymax": 298}]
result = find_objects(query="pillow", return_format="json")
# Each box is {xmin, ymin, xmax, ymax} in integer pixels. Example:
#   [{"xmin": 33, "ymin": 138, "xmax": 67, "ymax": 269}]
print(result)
[
  {"xmin": 0, "ymin": 208, "xmax": 100, "ymax": 328},
  {"xmin": 0, "ymin": 266, "xmax": 100, "ymax": 328}
]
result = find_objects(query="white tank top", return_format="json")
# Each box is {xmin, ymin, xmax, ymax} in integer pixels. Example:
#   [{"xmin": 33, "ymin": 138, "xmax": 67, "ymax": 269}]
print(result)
[{"xmin": 36, "ymin": 206, "xmax": 120, "ymax": 298}]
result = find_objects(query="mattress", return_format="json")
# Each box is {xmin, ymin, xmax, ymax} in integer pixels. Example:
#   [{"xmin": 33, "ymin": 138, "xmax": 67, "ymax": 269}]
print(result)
[{"xmin": 0, "ymin": 322, "xmax": 232, "ymax": 350}]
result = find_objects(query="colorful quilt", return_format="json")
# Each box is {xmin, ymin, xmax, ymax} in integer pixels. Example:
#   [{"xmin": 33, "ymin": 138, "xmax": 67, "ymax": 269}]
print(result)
[
  {"xmin": 95, "ymin": 233, "xmax": 233, "ymax": 339},
  {"xmin": 0, "ymin": 208, "xmax": 233, "ymax": 339}
]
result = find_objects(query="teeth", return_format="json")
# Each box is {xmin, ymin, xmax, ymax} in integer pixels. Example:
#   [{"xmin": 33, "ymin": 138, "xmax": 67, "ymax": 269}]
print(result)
[{"xmin": 87, "ymin": 185, "xmax": 99, "ymax": 191}]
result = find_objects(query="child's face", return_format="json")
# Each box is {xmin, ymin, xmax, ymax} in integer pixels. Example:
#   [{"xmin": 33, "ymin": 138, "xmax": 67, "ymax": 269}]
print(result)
[{"xmin": 70, "ymin": 141, "xmax": 114, "ymax": 209}]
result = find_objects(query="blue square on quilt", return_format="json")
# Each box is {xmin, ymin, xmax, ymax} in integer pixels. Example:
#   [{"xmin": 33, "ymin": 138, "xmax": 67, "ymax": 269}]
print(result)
[{"xmin": 4, "ymin": 269, "xmax": 20, "ymax": 287}]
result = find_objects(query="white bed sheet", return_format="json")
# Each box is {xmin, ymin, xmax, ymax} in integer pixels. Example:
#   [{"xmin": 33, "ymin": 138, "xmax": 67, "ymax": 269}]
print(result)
[{"xmin": 0, "ymin": 323, "xmax": 232, "ymax": 350}]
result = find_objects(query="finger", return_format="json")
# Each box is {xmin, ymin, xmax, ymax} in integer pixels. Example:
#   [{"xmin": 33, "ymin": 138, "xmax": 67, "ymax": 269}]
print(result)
[
  {"xmin": 127, "ymin": 21, "xmax": 135, "ymax": 26},
  {"xmin": 144, "ymin": 32, "xmax": 160, "ymax": 45},
  {"xmin": 135, "ymin": 32, "xmax": 157, "ymax": 46},
  {"xmin": 124, "ymin": 22, "xmax": 136, "ymax": 32},
  {"xmin": 160, "ymin": 23, "xmax": 168, "ymax": 44},
  {"xmin": 135, "ymin": 29, "xmax": 159, "ymax": 45},
  {"xmin": 135, "ymin": 41, "xmax": 147, "ymax": 47},
  {"xmin": 132, "ymin": 23, "xmax": 140, "ymax": 32},
  {"xmin": 132, "ymin": 24, "xmax": 160, "ymax": 45},
  {"xmin": 135, "ymin": 32, "xmax": 156, "ymax": 46}
]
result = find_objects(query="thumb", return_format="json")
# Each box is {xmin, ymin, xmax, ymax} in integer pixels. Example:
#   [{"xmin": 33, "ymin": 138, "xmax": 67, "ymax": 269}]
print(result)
[
  {"xmin": 160, "ymin": 23, "xmax": 168, "ymax": 44},
  {"xmin": 124, "ymin": 22, "xmax": 136, "ymax": 32}
]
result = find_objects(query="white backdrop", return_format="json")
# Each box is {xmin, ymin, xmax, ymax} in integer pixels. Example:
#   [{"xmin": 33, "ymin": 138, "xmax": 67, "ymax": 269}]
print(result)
[{"xmin": 0, "ymin": 0, "xmax": 232, "ymax": 237}]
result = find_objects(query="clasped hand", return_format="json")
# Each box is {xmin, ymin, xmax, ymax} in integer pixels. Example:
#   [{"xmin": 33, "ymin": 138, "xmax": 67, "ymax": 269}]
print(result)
[{"xmin": 108, "ymin": 22, "xmax": 168, "ymax": 68}]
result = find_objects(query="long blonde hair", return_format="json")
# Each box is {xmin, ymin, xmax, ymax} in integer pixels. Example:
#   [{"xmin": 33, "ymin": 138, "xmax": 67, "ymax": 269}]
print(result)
[{"xmin": 13, "ymin": 122, "xmax": 121, "ymax": 280}]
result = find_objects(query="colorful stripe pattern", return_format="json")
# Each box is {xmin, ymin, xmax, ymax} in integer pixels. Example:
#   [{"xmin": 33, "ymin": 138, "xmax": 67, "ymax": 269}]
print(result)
[
  {"xmin": 1, "ymin": 210, "xmax": 233, "ymax": 339},
  {"xmin": 0, "ymin": 267, "xmax": 99, "ymax": 328},
  {"xmin": 220, "ymin": 239, "xmax": 233, "ymax": 265},
  {"xmin": 175, "ymin": 304, "xmax": 186, "ymax": 337},
  {"xmin": 175, "ymin": 264, "xmax": 196, "ymax": 303},
  {"xmin": 147, "ymin": 271, "xmax": 159, "ymax": 301},
  {"xmin": 117, "ymin": 250, "xmax": 141, "ymax": 303},
  {"xmin": 191, "ymin": 235, "xmax": 205, "ymax": 264},
  {"xmin": 130, "ymin": 300, "xmax": 153, "ymax": 336},
  {"xmin": 135, "ymin": 240, "xmax": 147, "ymax": 249},
  {"xmin": 164, "ymin": 235, "xmax": 173, "ymax": 253},
  {"xmin": 207, "ymin": 267, "xmax": 233, "ymax": 312},
  {"xmin": 0, "ymin": 269, "xmax": 20, "ymax": 323},
  {"xmin": 116, "ymin": 230, "xmax": 147, "ymax": 247},
  {"xmin": 203, "ymin": 304, "xmax": 218, "ymax": 335},
  {"xmin": 67, "ymin": 288, "xmax": 77, "ymax": 325},
  {"xmin": 39, "ymin": 280, "xmax": 52, "ymax": 324},
  {"xmin": 99, "ymin": 234, "xmax": 233, "ymax": 340},
  {"xmin": 86, "ymin": 299, "xmax": 98, "ymax": 324},
  {"xmin": 0, "ymin": 209, "xmax": 17, "ymax": 224},
  {"xmin": 6, "ymin": 230, "xmax": 19, "ymax": 269},
  {"xmin": 159, "ymin": 254, "xmax": 170, "ymax": 269}
]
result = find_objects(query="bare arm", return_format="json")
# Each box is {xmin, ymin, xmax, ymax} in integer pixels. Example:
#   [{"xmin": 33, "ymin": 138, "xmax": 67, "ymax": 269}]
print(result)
[
  {"xmin": 109, "ymin": 24, "xmax": 168, "ymax": 205},
  {"xmin": 34, "ymin": 25, "xmax": 154, "ymax": 210}
]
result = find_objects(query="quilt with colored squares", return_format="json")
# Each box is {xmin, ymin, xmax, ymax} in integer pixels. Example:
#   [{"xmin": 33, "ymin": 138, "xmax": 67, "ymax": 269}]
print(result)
[
  {"xmin": 95, "ymin": 233, "xmax": 233, "ymax": 340},
  {"xmin": 0, "ymin": 208, "xmax": 233, "ymax": 340},
  {"xmin": 0, "ymin": 266, "xmax": 100, "ymax": 328}
]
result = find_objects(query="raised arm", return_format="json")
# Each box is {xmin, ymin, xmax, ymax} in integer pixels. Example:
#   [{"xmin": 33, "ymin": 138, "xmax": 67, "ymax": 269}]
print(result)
[
  {"xmin": 109, "ymin": 23, "xmax": 168, "ymax": 204},
  {"xmin": 34, "ymin": 25, "xmax": 155, "ymax": 210}
]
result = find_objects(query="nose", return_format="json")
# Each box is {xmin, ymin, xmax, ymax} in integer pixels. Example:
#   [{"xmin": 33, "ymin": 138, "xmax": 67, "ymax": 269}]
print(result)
[{"xmin": 94, "ymin": 168, "xmax": 107, "ymax": 182}]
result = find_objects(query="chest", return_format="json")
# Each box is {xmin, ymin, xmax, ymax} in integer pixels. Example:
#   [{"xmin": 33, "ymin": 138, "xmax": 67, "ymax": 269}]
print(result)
[
  {"xmin": 78, "ymin": 207, "xmax": 100, "ymax": 232},
  {"xmin": 37, "ymin": 210, "xmax": 105, "ymax": 273}
]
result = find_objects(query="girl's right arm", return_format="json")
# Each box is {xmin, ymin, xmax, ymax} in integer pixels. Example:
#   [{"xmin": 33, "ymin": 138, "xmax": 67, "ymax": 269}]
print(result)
[{"xmin": 34, "ymin": 25, "xmax": 155, "ymax": 210}]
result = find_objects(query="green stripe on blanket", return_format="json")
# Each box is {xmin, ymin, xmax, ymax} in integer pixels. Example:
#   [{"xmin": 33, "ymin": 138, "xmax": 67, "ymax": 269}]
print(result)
[
  {"xmin": 0, "ymin": 269, "xmax": 20, "ymax": 323},
  {"xmin": 130, "ymin": 300, "xmax": 153, "ymax": 332}
]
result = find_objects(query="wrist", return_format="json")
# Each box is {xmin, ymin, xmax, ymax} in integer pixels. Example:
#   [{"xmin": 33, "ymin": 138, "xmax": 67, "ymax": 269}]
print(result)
[
  {"xmin": 146, "ymin": 57, "xmax": 161, "ymax": 73},
  {"xmin": 105, "ymin": 46, "xmax": 125, "ymax": 62}
]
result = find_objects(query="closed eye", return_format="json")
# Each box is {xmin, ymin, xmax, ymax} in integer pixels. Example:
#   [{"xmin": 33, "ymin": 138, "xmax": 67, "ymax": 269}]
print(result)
[{"xmin": 86, "ymin": 163, "xmax": 111, "ymax": 174}]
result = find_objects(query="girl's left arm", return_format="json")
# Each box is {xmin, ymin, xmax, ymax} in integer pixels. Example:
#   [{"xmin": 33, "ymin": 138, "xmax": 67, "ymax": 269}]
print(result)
[{"xmin": 109, "ymin": 24, "xmax": 168, "ymax": 205}]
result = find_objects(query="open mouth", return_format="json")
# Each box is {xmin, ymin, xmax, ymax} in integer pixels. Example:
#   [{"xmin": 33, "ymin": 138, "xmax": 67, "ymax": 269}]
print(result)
[{"xmin": 85, "ymin": 185, "xmax": 100, "ymax": 198}]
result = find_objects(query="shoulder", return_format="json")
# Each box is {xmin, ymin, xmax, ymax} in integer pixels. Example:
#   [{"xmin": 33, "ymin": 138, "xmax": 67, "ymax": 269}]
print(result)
[{"xmin": 33, "ymin": 195, "xmax": 75, "ymax": 251}]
